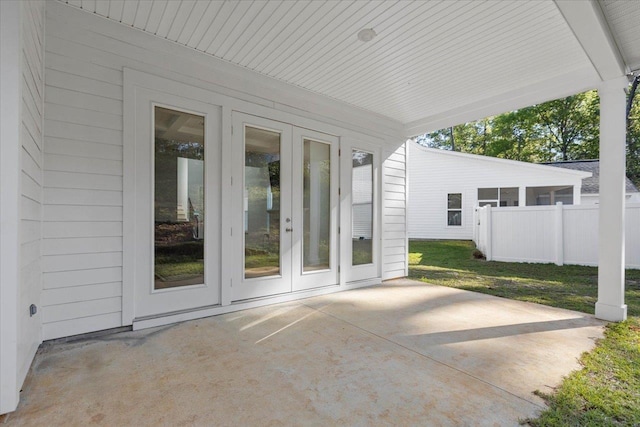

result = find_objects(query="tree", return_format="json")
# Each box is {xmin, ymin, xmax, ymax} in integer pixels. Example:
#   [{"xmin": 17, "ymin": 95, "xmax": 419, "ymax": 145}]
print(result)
[
  {"xmin": 413, "ymin": 90, "xmax": 601, "ymax": 163},
  {"xmin": 531, "ymin": 90, "xmax": 600, "ymax": 161},
  {"xmin": 627, "ymin": 75, "xmax": 640, "ymax": 188},
  {"xmin": 489, "ymin": 108, "xmax": 540, "ymax": 162}
]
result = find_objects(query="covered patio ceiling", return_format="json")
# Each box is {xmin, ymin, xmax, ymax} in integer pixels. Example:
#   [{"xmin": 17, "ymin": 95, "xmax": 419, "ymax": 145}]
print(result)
[{"xmin": 61, "ymin": 0, "xmax": 640, "ymax": 136}]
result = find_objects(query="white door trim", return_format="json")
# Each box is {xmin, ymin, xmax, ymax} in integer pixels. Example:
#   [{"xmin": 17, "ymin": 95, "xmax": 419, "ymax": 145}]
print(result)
[
  {"xmin": 291, "ymin": 127, "xmax": 340, "ymax": 291},
  {"xmin": 340, "ymin": 138, "xmax": 382, "ymax": 284},
  {"xmin": 231, "ymin": 112, "xmax": 293, "ymax": 302}
]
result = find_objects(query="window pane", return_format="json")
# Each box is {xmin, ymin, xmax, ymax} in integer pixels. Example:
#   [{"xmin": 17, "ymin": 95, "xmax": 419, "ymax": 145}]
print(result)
[
  {"xmin": 526, "ymin": 186, "xmax": 574, "ymax": 206},
  {"xmin": 499, "ymin": 187, "xmax": 519, "ymax": 206},
  {"xmin": 154, "ymin": 107, "xmax": 205, "ymax": 290},
  {"xmin": 244, "ymin": 127, "xmax": 281, "ymax": 279},
  {"xmin": 352, "ymin": 150, "xmax": 373, "ymax": 266},
  {"xmin": 479, "ymin": 201, "xmax": 498, "ymax": 207},
  {"xmin": 448, "ymin": 211, "xmax": 462, "ymax": 226},
  {"xmin": 448, "ymin": 193, "xmax": 462, "ymax": 209},
  {"xmin": 303, "ymin": 140, "xmax": 330, "ymax": 272},
  {"xmin": 478, "ymin": 188, "xmax": 498, "ymax": 200}
]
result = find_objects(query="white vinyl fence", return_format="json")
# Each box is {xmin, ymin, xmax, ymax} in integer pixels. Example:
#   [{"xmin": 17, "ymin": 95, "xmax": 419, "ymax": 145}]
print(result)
[{"xmin": 473, "ymin": 203, "xmax": 640, "ymax": 269}]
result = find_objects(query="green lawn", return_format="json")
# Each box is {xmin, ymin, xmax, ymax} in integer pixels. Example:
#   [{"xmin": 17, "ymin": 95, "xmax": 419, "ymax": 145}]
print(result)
[
  {"xmin": 408, "ymin": 240, "xmax": 640, "ymax": 315},
  {"xmin": 408, "ymin": 240, "xmax": 640, "ymax": 426}
]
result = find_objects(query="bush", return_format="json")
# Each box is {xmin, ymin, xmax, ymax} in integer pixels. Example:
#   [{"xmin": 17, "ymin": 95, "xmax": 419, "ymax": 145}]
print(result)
[{"xmin": 472, "ymin": 249, "xmax": 486, "ymax": 260}]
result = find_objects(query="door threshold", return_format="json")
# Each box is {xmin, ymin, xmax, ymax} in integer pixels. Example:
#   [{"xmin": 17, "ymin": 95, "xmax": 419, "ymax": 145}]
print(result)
[{"xmin": 132, "ymin": 282, "xmax": 368, "ymax": 331}]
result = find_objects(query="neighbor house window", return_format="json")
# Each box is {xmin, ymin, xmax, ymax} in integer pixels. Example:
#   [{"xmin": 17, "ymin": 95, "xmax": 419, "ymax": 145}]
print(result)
[
  {"xmin": 447, "ymin": 193, "xmax": 462, "ymax": 226},
  {"xmin": 525, "ymin": 186, "xmax": 573, "ymax": 206},
  {"xmin": 478, "ymin": 187, "xmax": 518, "ymax": 207}
]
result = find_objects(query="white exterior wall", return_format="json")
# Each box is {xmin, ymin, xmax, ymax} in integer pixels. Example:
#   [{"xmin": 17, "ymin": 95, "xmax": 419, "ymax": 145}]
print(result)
[
  {"xmin": 19, "ymin": 0, "xmax": 45, "ymax": 389},
  {"xmin": 0, "ymin": 0, "xmax": 45, "ymax": 414},
  {"xmin": 408, "ymin": 143, "xmax": 587, "ymax": 240},
  {"xmin": 382, "ymin": 144, "xmax": 408, "ymax": 279},
  {"xmin": 41, "ymin": 2, "xmax": 407, "ymax": 340}
]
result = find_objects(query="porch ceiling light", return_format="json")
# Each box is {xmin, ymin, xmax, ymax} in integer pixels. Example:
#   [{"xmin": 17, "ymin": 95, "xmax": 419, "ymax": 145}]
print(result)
[{"xmin": 357, "ymin": 28, "xmax": 377, "ymax": 42}]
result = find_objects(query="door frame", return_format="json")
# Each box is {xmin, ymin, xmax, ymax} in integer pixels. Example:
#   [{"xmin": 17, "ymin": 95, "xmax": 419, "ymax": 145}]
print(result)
[
  {"xmin": 340, "ymin": 138, "xmax": 382, "ymax": 284},
  {"xmin": 291, "ymin": 127, "xmax": 340, "ymax": 291},
  {"xmin": 230, "ymin": 112, "xmax": 294, "ymax": 302},
  {"xmin": 127, "ymin": 87, "xmax": 222, "ymax": 319}
]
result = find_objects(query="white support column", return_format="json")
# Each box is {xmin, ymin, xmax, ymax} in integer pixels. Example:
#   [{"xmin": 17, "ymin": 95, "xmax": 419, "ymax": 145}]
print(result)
[
  {"xmin": 518, "ymin": 187, "xmax": 526, "ymax": 207},
  {"xmin": 596, "ymin": 77, "xmax": 628, "ymax": 321},
  {"xmin": 573, "ymin": 184, "xmax": 581, "ymax": 205},
  {"xmin": 0, "ymin": 0, "xmax": 22, "ymax": 414}
]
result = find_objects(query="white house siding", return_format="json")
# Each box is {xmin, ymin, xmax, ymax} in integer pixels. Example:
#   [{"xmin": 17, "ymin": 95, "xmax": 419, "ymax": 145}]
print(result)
[
  {"xmin": 382, "ymin": 143, "xmax": 408, "ymax": 279},
  {"xmin": 407, "ymin": 143, "xmax": 587, "ymax": 240},
  {"xmin": 41, "ymin": 3, "xmax": 407, "ymax": 340},
  {"xmin": 19, "ymin": 0, "xmax": 45, "ymax": 389}
]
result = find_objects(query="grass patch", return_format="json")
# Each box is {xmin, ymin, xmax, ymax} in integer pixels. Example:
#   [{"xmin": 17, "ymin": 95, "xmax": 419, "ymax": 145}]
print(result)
[
  {"xmin": 408, "ymin": 240, "xmax": 640, "ymax": 315},
  {"xmin": 526, "ymin": 317, "xmax": 640, "ymax": 426},
  {"xmin": 408, "ymin": 240, "xmax": 640, "ymax": 426}
]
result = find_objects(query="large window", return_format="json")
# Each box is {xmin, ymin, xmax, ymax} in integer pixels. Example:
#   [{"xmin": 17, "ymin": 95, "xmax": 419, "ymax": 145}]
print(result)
[
  {"xmin": 477, "ymin": 187, "xmax": 518, "ymax": 207},
  {"xmin": 447, "ymin": 193, "xmax": 462, "ymax": 226},
  {"xmin": 526, "ymin": 186, "xmax": 573, "ymax": 206}
]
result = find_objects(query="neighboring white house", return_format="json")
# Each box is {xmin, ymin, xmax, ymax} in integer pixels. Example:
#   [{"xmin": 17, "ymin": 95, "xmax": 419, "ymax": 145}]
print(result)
[
  {"xmin": 544, "ymin": 160, "xmax": 640, "ymax": 204},
  {"xmin": 407, "ymin": 143, "xmax": 591, "ymax": 240}
]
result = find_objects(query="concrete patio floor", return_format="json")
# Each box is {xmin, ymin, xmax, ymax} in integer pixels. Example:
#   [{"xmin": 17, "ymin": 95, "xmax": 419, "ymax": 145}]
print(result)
[{"xmin": 2, "ymin": 279, "xmax": 604, "ymax": 426}]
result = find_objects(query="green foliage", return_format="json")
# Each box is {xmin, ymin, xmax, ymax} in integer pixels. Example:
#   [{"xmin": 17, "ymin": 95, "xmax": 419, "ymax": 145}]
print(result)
[
  {"xmin": 627, "ymin": 78, "xmax": 640, "ymax": 188},
  {"xmin": 414, "ymin": 89, "xmax": 603, "ymax": 163}
]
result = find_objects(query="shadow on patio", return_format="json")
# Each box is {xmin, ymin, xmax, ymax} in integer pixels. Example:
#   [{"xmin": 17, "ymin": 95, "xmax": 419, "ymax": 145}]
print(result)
[{"xmin": 3, "ymin": 279, "xmax": 604, "ymax": 426}]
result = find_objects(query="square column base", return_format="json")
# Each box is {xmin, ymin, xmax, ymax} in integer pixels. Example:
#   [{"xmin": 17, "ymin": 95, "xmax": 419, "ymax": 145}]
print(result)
[{"xmin": 595, "ymin": 302, "xmax": 627, "ymax": 322}]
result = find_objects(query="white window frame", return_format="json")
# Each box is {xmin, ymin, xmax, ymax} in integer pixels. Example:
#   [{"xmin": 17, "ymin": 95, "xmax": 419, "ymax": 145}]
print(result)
[{"xmin": 446, "ymin": 192, "xmax": 463, "ymax": 227}]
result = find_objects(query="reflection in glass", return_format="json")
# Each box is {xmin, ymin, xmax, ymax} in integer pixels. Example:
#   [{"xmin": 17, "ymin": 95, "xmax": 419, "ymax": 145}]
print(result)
[
  {"xmin": 154, "ymin": 107, "xmax": 205, "ymax": 289},
  {"xmin": 303, "ymin": 140, "xmax": 330, "ymax": 272},
  {"xmin": 244, "ymin": 126, "xmax": 281, "ymax": 279},
  {"xmin": 352, "ymin": 150, "xmax": 373, "ymax": 265}
]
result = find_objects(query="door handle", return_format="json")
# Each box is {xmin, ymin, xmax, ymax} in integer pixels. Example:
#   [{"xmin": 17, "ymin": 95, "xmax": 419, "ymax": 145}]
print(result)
[{"xmin": 285, "ymin": 227, "xmax": 293, "ymax": 232}]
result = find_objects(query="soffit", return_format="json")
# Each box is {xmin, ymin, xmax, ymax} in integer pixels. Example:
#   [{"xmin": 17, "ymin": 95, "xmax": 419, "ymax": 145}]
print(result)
[
  {"xmin": 59, "ymin": 1, "xmax": 604, "ymax": 125},
  {"xmin": 599, "ymin": 0, "xmax": 640, "ymax": 72}
]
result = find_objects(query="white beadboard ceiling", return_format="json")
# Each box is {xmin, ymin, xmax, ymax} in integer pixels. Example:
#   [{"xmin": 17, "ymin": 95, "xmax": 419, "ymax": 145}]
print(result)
[
  {"xmin": 600, "ymin": 0, "xmax": 640, "ymax": 72},
  {"xmin": 59, "ymin": 0, "xmax": 639, "ymax": 129}
]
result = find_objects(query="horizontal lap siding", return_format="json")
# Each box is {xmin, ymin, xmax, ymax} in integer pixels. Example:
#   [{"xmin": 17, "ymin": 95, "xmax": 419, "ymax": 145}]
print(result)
[
  {"xmin": 19, "ymin": 0, "xmax": 44, "ymax": 386},
  {"xmin": 383, "ymin": 143, "xmax": 408, "ymax": 280},
  {"xmin": 42, "ymin": 12, "xmax": 126, "ymax": 340}
]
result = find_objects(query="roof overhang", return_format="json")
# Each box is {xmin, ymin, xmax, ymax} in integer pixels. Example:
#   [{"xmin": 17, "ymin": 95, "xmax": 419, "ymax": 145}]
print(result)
[
  {"xmin": 56, "ymin": 0, "xmax": 640, "ymax": 138},
  {"xmin": 413, "ymin": 144, "xmax": 593, "ymax": 179}
]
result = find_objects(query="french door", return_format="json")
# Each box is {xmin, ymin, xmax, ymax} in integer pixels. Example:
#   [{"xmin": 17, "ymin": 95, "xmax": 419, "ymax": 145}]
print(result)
[{"xmin": 231, "ymin": 113, "xmax": 339, "ymax": 301}]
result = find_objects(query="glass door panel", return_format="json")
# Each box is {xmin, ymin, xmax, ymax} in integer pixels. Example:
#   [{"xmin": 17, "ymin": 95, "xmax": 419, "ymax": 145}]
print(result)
[
  {"xmin": 292, "ymin": 128, "xmax": 339, "ymax": 292},
  {"xmin": 244, "ymin": 127, "xmax": 282, "ymax": 279},
  {"xmin": 351, "ymin": 150, "xmax": 374, "ymax": 266},
  {"xmin": 154, "ymin": 107, "xmax": 206, "ymax": 290},
  {"xmin": 231, "ymin": 113, "xmax": 292, "ymax": 302},
  {"xmin": 303, "ymin": 139, "xmax": 331, "ymax": 272}
]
